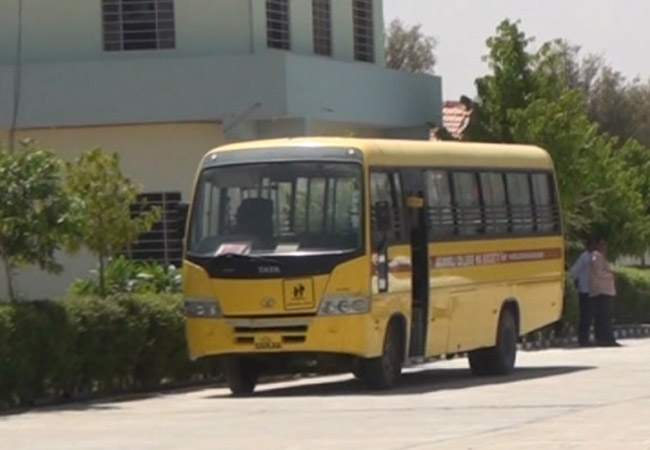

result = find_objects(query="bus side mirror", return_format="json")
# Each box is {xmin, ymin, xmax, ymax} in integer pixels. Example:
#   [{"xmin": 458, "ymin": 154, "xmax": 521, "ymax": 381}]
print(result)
[
  {"xmin": 374, "ymin": 201, "xmax": 392, "ymax": 234},
  {"xmin": 178, "ymin": 202, "xmax": 189, "ymax": 241}
]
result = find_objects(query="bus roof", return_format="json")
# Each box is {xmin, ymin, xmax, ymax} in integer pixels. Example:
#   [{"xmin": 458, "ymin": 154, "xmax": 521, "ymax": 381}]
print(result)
[{"xmin": 206, "ymin": 137, "xmax": 554, "ymax": 170}]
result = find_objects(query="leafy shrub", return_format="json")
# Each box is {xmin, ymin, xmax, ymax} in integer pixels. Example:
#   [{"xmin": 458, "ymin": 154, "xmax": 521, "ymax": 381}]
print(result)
[
  {"xmin": 0, "ymin": 294, "xmax": 219, "ymax": 411},
  {"xmin": 613, "ymin": 267, "xmax": 650, "ymax": 324},
  {"xmin": 0, "ymin": 305, "xmax": 15, "ymax": 407},
  {"xmin": 0, "ymin": 301, "xmax": 76, "ymax": 407},
  {"xmin": 120, "ymin": 294, "xmax": 191, "ymax": 388},
  {"xmin": 70, "ymin": 256, "xmax": 181, "ymax": 297},
  {"xmin": 136, "ymin": 262, "xmax": 183, "ymax": 294},
  {"xmin": 65, "ymin": 296, "xmax": 146, "ymax": 393}
]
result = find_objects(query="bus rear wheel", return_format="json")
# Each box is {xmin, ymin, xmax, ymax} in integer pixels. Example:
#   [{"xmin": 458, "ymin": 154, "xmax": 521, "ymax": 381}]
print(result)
[
  {"xmin": 361, "ymin": 320, "xmax": 404, "ymax": 390},
  {"xmin": 223, "ymin": 357, "xmax": 259, "ymax": 396},
  {"xmin": 469, "ymin": 308, "xmax": 518, "ymax": 376}
]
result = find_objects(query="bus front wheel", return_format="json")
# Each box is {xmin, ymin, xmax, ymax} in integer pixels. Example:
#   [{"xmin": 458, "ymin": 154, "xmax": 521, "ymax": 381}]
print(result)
[
  {"xmin": 360, "ymin": 320, "xmax": 404, "ymax": 390},
  {"xmin": 468, "ymin": 308, "xmax": 518, "ymax": 376},
  {"xmin": 223, "ymin": 357, "xmax": 259, "ymax": 396}
]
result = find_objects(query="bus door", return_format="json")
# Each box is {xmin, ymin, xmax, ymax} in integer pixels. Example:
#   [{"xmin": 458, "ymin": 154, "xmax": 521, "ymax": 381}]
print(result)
[{"xmin": 400, "ymin": 169, "xmax": 430, "ymax": 358}]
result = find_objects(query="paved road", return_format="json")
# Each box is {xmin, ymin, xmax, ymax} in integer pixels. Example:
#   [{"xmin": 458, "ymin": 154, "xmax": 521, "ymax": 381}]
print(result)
[{"xmin": 2, "ymin": 339, "xmax": 650, "ymax": 450}]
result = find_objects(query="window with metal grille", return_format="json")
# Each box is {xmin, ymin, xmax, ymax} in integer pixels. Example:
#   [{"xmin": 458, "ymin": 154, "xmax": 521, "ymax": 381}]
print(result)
[
  {"xmin": 267, "ymin": 0, "xmax": 291, "ymax": 50},
  {"xmin": 102, "ymin": 0, "xmax": 175, "ymax": 51},
  {"xmin": 128, "ymin": 192, "xmax": 185, "ymax": 266},
  {"xmin": 370, "ymin": 171, "xmax": 405, "ymax": 245},
  {"xmin": 531, "ymin": 173, "xmax": 560, "ymax": 233},
  {"xmin": 479, "ymin": 172, "xmax": 509, "ymax": 235},
  {"xmin": 452, "ymin": 172, "xmax": 483, "ymax": 236},
  {"xmin": 506, "ymin": 173, "xmax": 535, "ymax": 234},
  {"xmin": 425, "ymin": 170, "xmax": 455, "ymax": 239},
  {"xmin": 353, "ymin": 0, "xmax": 374, "ymax": 62},
  {"xmin": 312, "ymin": 0, "xmax": 331, "ymax": 56}
]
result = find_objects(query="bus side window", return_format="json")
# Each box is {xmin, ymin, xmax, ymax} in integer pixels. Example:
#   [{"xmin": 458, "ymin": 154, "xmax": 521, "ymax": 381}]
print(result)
[
  {"xmin": 452, "ymin": 172, "xmax": 483, "ymax": 236},
  {"xmin": 424, "ymin": 170, "xmax": 454, "ymax": 239},
  {"xmin": 549, "ymin": 173, "xmax": 562, "ymax": 233},
  {"xmin": 479, "ymin": 172, "xmax": 508, "ymax": 235},
  {"xmin": 506, "ymin": 173, "xmax": 534, "ymax": 234},
  {"xmin": 531, "ymin": 173, "xmax": 555, "ymax": 233},
  {"xmin": 370, "ymin": 171, "xmax": 403, "ymax": 246}
]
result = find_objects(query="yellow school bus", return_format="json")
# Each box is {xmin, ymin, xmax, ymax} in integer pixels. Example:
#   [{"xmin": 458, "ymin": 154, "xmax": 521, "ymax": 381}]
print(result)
[{"xmin": 183, "ymin": 138, "xmax": 564, "ymax": 394}]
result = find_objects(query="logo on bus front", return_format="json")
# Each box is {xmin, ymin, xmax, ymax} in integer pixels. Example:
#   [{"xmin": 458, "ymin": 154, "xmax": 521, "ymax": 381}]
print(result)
[
  {"xmin": 259, "ymin": 266, "xmax": 281, "ymax": 275},
  {"xmin": 284, "ymin": 279, "xmax": 314, "ymax": 310},
  {"xmin": 293, "ymin": 284, "xmax": 306, "ymax": 299}
]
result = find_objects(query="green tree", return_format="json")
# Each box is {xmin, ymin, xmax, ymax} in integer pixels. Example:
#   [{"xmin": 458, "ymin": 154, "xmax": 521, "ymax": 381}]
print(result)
[
  {"xmin": 466, "ymin": 19, "xmax": 650, "ymax": 255},
  {"xmin": 532, "ymin": 40, "xmax": 583, "ymax": 100},
  {"xmin": 533, "ymin": 41, "xmax": 650, "ymax": 149},
  {"xmin": 385, "ymin": 19, "xmax": 437, "ymax": 74},
  {"xmin": 510, "ymin": 95, "xmax": 649, "ymax": 255},
  {"xmin": 0, "ymin": 141, "xmax": 77, "ymax": 301},
  {"xmin": 624, "ymin": 81, "xmax": 650, "ymax": 148},
  {"xmin": 466, "ymin": 20, "xmax": 536, "ymax": 143},
  {"xmin": 66, "ymin": 149, "xmax": 160, "ymax": 298}
]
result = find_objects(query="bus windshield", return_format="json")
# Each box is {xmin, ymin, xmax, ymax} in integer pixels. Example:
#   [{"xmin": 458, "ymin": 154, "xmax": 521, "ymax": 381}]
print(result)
[{"xmin": 188, "ymin": 161, "xmax": 363, "ymax": 256}]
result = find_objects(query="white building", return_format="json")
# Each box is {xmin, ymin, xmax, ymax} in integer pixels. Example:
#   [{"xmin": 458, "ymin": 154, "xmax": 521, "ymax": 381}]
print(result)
[{"xmin": 0, "ymin": 0, "xmax": 442, "ymax": 299}]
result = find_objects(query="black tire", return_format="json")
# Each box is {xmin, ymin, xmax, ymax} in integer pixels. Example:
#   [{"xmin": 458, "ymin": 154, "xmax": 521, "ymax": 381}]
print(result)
[
  {"xmin": 361, "ymin": 321, "xmax": 404, "ymax": 390},
  {"xmin": 351, "ymin": 361, "xmax": 364, "ymax": 380},
  {"xmin": 223, "ymin": 357, "xmax": 259, "ymax": 396},
  {"xmin": 467, "ymin": 348, "xmax": 491, "ymax": 376},
  {"xmin": 468, "ymin": 308, "xmax": 518, "ymax": 376}
]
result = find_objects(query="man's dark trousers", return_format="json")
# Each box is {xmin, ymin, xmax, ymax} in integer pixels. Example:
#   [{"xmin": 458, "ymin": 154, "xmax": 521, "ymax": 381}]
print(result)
[{"xmin": 578, "ymin": 293, "xmax": 593, "ymax": 345}]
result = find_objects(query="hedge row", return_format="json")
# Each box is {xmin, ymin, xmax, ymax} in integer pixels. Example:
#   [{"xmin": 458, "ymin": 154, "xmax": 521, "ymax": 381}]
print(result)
[
  {"xmin": 0, "ymin": 294, "xmax": 219, "ymax": 410},
  {"xmin": 614, "ymin": 267, "xmax": 650, "ymax": 324}
]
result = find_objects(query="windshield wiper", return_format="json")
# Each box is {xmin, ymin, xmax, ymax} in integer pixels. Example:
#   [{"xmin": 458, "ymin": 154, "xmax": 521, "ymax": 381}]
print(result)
[{"xmin": 213, "ymin": 253, "xmax": 279, "ymax": 265}]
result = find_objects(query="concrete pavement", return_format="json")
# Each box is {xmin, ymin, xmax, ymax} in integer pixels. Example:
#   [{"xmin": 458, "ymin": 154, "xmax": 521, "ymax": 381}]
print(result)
[{"xmin": 2, "ymin": 339, "xmax": 650, "ymax": 449}]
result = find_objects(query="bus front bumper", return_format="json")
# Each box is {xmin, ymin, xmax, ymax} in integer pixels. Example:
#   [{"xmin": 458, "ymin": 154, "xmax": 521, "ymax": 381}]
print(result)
[{"xmin": 185, "ymin": 314, "xmax": 385, "ymax": 361}]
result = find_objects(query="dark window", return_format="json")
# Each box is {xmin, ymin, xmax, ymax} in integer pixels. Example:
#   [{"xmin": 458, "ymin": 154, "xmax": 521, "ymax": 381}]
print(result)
[
  {"xmin": 370, "ymin": 171, "xmax": 404, "ymax": 245},
  {"xmin": 480, "ymin": 172, "xmax": 508, "ymax": 234},
  {"xmin": 102, "ymin": 0, "xmax": 175, "ymax": 51},
  {"xmin": 424, "ymin": 170, "xmax": 454, "ymax": 239},
  {"xmin": 531, "ymin": 173, "xmax": 557, "ymax": 233},
  {"xmin": 352, "ymin": 0, "xmax": 374, "ymax": 62},
  {"xmin": 452, "ymin": 172, "xmax": 482, "ymax": 236},
  {"xmin": 267, "ymin": 0, "xmax": 291, "ymax": 50},
  {"xmin": 129, "ymin": 192, "xmax": 184, "ymax": 266},
  {"xmin": 506, "ymin": 173, "xmax": 534, "ymax": 234},
  {"xmin": 312, "ymin": 0, "xmax": 332, "ymax": 56}
]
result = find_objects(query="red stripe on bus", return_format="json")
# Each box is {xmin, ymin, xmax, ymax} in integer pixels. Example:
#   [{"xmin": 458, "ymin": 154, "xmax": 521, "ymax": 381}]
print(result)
[{"xmin": 372, "ymin": 247, "xmax": 562, "ymax": 274}]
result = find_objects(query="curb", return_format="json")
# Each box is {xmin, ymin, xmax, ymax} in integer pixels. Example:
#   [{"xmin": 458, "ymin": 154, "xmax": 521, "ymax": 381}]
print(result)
[{"xmin": 519, "ymin": 323, "xmax": 650, "ymax": 351}]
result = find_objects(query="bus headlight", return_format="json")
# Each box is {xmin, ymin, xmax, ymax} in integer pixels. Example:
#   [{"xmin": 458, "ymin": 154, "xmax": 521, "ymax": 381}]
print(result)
[
  {"xmin": 318, "ymin": 295, "xmax": 370, "ymax": 316},
  {"xmin": 184, "ymin": 298, "xmax": 222, "ymax": 318}
]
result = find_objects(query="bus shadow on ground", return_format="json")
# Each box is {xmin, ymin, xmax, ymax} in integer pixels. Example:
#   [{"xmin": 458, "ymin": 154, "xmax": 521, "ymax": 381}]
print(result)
[{"xmin": 210, "ymin": 365, "xmax": 595, "ymax": 399}]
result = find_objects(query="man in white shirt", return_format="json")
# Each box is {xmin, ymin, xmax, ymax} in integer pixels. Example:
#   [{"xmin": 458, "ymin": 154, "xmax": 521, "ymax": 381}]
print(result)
[
  {"xmin": 589, "ymin": 239, "xmax": 619, "ymax": 346},
  {"xmin": 569, "ymin": 240, "xmax": 594, "ymax": 346}
]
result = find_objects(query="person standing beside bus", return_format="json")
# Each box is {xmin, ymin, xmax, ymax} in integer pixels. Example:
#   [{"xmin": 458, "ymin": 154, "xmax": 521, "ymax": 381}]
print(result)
[
  {"xmin": 569, "ymin": 240, "xmax": 595, "ymax": 346},
  {"xmin": 589, "ymin": 239, "xmax": 620, "ymax": 347}
]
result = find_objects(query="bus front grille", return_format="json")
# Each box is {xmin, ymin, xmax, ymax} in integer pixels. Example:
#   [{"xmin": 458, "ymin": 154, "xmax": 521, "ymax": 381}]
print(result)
[
  {"xmin": 229, "ymin": 319, "xmax": 311, "ymax": 346},
  {"xmin": 234, "ymin": 325, "xmax": 308, "ymax": 334}
]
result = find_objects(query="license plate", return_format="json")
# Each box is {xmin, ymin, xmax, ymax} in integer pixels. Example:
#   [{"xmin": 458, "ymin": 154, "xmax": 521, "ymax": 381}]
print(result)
[{"xmin": 254, "ymin": 335, "xmax": 282, "ymax": 350}]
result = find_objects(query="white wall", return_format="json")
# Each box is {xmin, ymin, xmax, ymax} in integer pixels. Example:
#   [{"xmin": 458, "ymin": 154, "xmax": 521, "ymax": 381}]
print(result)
[
  {"xmin": 0, "ymin": 51, "xmax": 440, "ymax": 132},
  {"xmin": 286, "ymin": 52, "xmax": 442, "ymax": 128}
]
